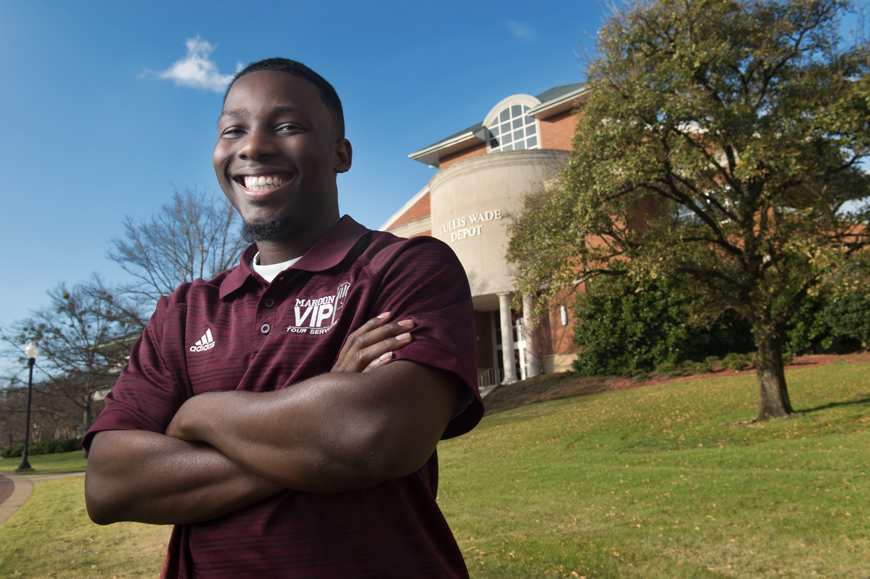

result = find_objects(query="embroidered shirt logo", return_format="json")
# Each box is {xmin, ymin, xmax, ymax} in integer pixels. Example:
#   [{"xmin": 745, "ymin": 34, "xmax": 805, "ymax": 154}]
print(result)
[
  {"xmin": 287, "ymin": 282, "xmax": 351, "ymax": 336},
  {"xmin": 190, "ymin": 328, "xmax": 216, "ymax": 352}
]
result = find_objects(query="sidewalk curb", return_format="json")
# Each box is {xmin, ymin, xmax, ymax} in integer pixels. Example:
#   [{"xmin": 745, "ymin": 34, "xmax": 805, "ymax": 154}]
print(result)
[{"xmin": 0, "ymin": 472, "xmax": 85, "ymax": 526}]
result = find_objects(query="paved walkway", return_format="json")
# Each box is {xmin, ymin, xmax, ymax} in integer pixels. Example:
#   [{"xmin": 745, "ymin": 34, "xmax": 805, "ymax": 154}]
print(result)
[{"xmin": 0, "ymin": 472, "xmax": 85, "ymax": 526}]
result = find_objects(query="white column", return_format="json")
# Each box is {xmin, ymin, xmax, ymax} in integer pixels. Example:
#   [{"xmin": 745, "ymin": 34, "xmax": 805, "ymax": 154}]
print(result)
[
  {"xmin": 498, "ymin": 292, "xmax": 518, "ymax": 384},
  {"xmin": 522, "ymin": 294, "xmax": 540, "ymax": 378}
]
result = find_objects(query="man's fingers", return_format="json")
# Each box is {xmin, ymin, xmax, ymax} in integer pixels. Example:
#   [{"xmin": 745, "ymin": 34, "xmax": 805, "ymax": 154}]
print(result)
[
  {"xmin": 361, "ymin": 333, "xmax": 412, "ymax": 373},
  {"xmin": 344, "ymin": 312, "xmax": 391, "ymax": 351},
  {"xmin": 350, "ymin": 331, "xmax": 412, "ymax": 373},
  {"xmin": 350, "ymin": 319, "xmax": 413, "ymax": 353},
  {"xmin": 332, "ymin": 314, "xmax": 415, "ymax": 373},
  {"xmin": 334, "ymin": 313, "xmax": 390, "ymax": 369}
]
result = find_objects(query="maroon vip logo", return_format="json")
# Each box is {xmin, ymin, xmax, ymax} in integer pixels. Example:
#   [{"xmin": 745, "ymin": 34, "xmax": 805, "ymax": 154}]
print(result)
[{"xmin": 287, "ymin": 282, "xmax": 351, "ymax": 336}]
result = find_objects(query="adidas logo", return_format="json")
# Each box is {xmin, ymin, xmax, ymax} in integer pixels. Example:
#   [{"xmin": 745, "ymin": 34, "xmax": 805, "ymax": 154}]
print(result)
[{"xmin": 190, "ymin": 329, "xmax": 216, "ymax": 352}]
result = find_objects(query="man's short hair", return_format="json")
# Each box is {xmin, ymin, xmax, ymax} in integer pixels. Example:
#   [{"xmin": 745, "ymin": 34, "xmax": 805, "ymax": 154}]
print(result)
[{"xmin": 225, "ymin": 57, "xmax": 345, "ymax": 140}]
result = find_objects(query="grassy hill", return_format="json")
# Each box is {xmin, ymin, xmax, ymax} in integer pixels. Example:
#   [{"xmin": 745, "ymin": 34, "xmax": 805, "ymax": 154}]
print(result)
[
  {"xmin": 2, "ymin": 357, "xmax": 868, "ymax": 578},
  {"xmin": 440, "ymin": 357, "xmax": 869, "ymax": 578}
]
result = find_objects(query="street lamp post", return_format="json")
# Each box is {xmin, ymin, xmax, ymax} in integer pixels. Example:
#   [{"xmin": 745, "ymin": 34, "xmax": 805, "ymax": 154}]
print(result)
[{"xmin": 15, "ymin": 341, "xmax": 38, "ymax": 474}]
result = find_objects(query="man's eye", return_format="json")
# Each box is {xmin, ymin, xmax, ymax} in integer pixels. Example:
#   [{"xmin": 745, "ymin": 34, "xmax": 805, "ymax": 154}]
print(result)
[
  {"xmin": 221, "ymin": 127, "xmax": 243, "ymax": 137},
  {"xmin": 278, "ymin": 124, "xmax": 303, "ymax": 133}
]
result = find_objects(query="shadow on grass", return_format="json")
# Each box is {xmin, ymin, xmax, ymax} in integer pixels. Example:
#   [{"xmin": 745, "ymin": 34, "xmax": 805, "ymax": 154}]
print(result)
[{"xmin": 799, "ymin": 394, "xmax": 870, "ymax": 414}]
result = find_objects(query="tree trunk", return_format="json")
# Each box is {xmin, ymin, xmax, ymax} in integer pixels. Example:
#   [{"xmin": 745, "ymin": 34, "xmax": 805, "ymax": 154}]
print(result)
[{"xmin": 753, "ymin": 323, "xmax": 792, "ymax": 420}]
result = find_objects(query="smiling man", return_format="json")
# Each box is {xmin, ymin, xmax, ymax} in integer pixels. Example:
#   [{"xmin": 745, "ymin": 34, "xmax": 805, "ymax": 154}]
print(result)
[{"xmin": 84, "ymin": 58, "xmax": 482, "ymax": 578}]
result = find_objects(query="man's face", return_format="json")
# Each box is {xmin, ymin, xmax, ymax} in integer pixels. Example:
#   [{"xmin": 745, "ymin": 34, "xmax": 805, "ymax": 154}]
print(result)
[{"xmin": 214, "ymin": 70, "xmax": 351, "ymax": 245}]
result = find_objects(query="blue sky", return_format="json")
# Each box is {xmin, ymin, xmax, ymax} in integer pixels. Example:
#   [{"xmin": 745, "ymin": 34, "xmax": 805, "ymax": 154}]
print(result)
[
  {"xmin": 1, "ymin": 1, "xmax": 864, "ymax": 375},
  {"xmin": 0, "ymin": 0, "xmax": 606, "ymax": 356}
]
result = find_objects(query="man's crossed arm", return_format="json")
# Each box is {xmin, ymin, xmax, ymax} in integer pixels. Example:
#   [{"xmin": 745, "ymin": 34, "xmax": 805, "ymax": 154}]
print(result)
[{"xmin": 85, "ymin": 313, "xmax": 462, "ymax": 526}]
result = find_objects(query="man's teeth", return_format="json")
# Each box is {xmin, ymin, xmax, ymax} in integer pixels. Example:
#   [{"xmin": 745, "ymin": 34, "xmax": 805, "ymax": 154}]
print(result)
[{"xmin": 244, "ymin": 176, "xmax": 286, "ymax": 191}]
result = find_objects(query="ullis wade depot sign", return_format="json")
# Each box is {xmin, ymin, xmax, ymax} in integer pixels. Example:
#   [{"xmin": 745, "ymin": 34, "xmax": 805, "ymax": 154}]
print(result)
[{"xmin": 440, "ymin": 209, "xmax": 504, "ymax": 242}]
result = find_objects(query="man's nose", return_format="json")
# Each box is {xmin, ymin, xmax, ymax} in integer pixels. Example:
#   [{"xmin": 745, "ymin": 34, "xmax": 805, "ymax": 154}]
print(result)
[{"xmin": 238, "ymin": 127, "xmax": 276, "ymax": 160}]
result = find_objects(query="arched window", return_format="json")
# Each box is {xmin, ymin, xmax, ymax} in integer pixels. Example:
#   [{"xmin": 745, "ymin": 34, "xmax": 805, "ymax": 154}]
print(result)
[{"xmin": 487, "ymin": 102, "xmax": 539, "ymax": 153}]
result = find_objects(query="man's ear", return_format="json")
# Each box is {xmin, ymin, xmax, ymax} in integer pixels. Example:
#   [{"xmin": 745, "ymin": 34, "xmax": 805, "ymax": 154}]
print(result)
[{"xmin": 334, "ymin": 139, "xmax": 352, "ymax": 173}]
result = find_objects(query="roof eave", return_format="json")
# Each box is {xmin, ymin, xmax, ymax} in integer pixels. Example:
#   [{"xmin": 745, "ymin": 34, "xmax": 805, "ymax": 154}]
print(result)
[
  {"xmin": 527, "ymin": 86, "xmax": 591, "ymax": 119},
  {"xmin": 408, "ymin": 129, "xmax": 487, "ymax": 167}
]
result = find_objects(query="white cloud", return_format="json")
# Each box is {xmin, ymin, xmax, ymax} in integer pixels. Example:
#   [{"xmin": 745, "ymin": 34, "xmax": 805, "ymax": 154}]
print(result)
[
  {"xmin": 155, "ymin": 36, "xmax": 235, "ymax": 93},
  {"xmin": 506, "ymin": 21, "xmax": 536, "ymax": 42}
]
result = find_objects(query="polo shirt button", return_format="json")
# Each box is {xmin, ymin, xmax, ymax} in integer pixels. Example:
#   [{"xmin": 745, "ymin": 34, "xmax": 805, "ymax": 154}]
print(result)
[
  {"xmin": 264, "ymin": 298, "xmax": 275, "ymax": 308},
  {"xmin": 260, "ymin": 323, "xmax": 271, "ymax": 334}
]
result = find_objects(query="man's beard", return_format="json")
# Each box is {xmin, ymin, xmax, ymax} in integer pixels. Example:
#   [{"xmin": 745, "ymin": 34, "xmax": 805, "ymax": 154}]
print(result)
[{"xmin": 241, "ymin": 218, "xmax": 288, "ymax": 243}]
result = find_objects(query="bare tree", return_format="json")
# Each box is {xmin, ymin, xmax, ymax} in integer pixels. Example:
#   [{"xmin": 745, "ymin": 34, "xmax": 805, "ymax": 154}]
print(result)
[
  {"xmin": 0, "ymin": 276, "xmax": 143, "ymax": 437},
  {"xmin": 1, "ymin": 188, "xmax": 246, "ymax": 447},
  {"xmin": 0, "ymin": 376, "xmax": 85, "ymax": 446},
  {"xmin": 0, "ymin": 387, "xmax": 26, "ymax": 447},
  {"xmin": 108, "ymin": 186, "xmax": 246, "ymax": 303}
]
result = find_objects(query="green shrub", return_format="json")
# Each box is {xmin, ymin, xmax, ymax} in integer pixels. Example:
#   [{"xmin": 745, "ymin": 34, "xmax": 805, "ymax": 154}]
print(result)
[
  {"xmin": 785, "ymin": 296, "xmax": 834, "ymax": 355},
  {"xmin": 1, "ymin": 438, "xmax": 82, "ymax": 459},
  {"xmin": 823, "ymin": 291, "xmax": 870, "ymax": 348},
  {"xmin": 705, "ymin": 356, "xmax": 724, "ymax": 372},
  {"xmin": 1, "ymin": 444, "xmax": 23, "ymax": 459},
  {"xmin": 654, "ymin": 361, "xmax": 680, "ymax": 378},
  {"xmin": 571, "ymin": 266, "xmax": 867, "ymax": 378},
  {"xmin": 572, "ymin": 274, "xmax": 755, "ymax": 376},
  {"xmin": 783, "ymin": 263, "xmax": 870, "ymax": 355},
  {"xmin": 681, "ymin": 359, "xmax": 713, "ymax": 375},
  {"xmin": 722, "ymin": 352, "xmax": 753, "ymax": 371},
  {"xmin": 48, "ymin": 438, "xmax": 82, "ymax": 454}
]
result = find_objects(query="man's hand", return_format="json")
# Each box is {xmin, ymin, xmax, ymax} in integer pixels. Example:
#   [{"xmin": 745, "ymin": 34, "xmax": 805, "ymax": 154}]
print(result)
[{"xmin": 331, "ymin": 312, "xmax": 414, "ymax": 373}]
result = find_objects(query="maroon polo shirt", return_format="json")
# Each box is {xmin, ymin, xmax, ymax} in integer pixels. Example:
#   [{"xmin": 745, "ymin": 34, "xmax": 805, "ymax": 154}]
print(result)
[{"xmin": 86, "ymin": 216, "xmax": 482, "ymax": 578}]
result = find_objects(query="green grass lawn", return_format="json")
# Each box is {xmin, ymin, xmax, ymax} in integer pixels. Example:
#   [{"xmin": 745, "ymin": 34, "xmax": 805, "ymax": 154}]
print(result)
[
  {"xmin": 0, "ymin": 475, "xmax": 170, "ymax": 578},
  {"xmin": 0, "ymin": 451, "xmax": 88, "ymax": 475},
  {"xmin": 439, "ymin": 361, "xmax": 870, "ymax": 578},
  {"xmin": 1, "ymin": 361, "xmax": 868, "ymax": 578}
]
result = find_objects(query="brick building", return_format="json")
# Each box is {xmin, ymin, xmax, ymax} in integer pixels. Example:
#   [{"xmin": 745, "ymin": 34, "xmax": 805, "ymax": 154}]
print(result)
[{"xmin": 381, "ymin": 83, "xmax": 588, "ymax": 386}]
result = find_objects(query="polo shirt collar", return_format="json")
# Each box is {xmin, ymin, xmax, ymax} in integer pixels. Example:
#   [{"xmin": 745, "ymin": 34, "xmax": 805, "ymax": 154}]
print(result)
[{"xmin": 219, "ymin": 215, "xmax": 370, "ymax": 300}]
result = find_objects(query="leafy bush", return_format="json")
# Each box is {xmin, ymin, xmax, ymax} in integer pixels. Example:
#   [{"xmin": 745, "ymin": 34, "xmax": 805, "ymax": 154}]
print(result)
[
  {"xmin": 1, "ymin": 444, "xmax": 23, "ymax": 459},
  {"xmin": 572, "ymin": 274, "xmax": 755, "ymax": 376},
  {"xmin": 570, "ymin": 259, "xmax": 868, "ymax": 378},
  {"xmin": 784, "ymin": 256, "xmax": 870, "ymax": 355},
  {"xmin": 784, "ymin": 296, "xmax": 834, "ymax": 356},
  {"xmin": 722, "ymin": 352, "xmax": 754, "ymax": 371},
  {"xmin": 654, "ymin": 361, "xmax": 680, "ymax": 378},
  {"xmin": 705, "ymin": 356, "xmax": 724, "ymax": 372},
  {"xmin": 824, "ymin": 291, "xmax": 870, "ymax": 348},
  {"xmin": 1, "ymin": 437, "xmax": 82, "ymax": 458},
  {"xmin": 681, "ymin": 359, "xmax": 713, "ymax": 375}
]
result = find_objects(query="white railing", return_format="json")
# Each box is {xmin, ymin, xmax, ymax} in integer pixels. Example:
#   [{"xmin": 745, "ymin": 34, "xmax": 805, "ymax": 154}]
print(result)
[{"xmin": 478, "ymin": 367, "xmax": 501, "ymax": 390}]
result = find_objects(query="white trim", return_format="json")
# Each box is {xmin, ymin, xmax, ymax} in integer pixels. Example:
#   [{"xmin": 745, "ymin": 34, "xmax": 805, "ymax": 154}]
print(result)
[
  {"xmin": 482, "ymin": 94, "xmax": 541, "ymax": 127},
  {"xmin": 526, "ymin": 86, "xmax": 590, "ymax": 119},
  {"xmin": 383, "ymin": 216, "xmax": 431, "ymax": 239},
  {"xmin": 408, "ymin": 131, "xmax": 484, "ymax": 167}
]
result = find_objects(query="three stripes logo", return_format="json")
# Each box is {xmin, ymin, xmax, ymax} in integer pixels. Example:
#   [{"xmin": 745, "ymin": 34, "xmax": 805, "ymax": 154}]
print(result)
[{"xmin": 190, "ymin": 328, "xmax": 216, "ymax": 353}]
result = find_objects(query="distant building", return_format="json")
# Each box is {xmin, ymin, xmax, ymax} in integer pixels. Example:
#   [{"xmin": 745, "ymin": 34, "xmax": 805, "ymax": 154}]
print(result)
[{"xmin": 381, "ymin": 83, "xmax": 589, "ymax": 387}]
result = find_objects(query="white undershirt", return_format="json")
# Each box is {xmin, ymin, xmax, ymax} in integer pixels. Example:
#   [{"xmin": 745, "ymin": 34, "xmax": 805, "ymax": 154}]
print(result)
[{"xmin": 251, "ymin": 252, "xmax": 301, "ymax": 283}]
